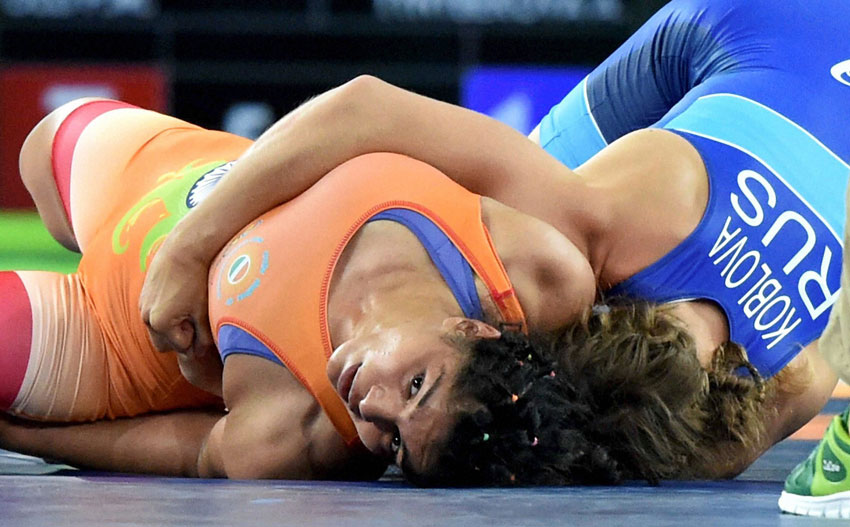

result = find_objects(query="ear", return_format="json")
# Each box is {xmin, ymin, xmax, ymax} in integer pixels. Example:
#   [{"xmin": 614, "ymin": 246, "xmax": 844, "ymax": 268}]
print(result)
[{"xmin": 442, "ymin": 317, "xmax": 502, "ymax": 340}]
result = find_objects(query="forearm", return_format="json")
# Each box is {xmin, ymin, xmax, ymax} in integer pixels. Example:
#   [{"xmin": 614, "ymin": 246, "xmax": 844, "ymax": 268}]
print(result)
[
  {"xmin": 696, "ymin": 356, "xmax": 836, "ymax": 480},
  {"xmin": 0, "ymin": 410, "xmax": 223, "ymax": 477},
  {"xmin": 167, "ymin": 75, "xmax": 569, "ymax": 266}
]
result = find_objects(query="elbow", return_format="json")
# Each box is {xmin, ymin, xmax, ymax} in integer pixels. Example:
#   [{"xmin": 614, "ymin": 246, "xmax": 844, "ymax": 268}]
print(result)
[
  {"xmin": 343, "ymin": 74, "xmax": 389, "ymax": 97},
  {"xmin": 333, "ymin": 75, "xmax": 391, "ymax": 117},
  {"xmin": 220, "ymin": 441, "xmax": 275, "ymax": 479},
  {"xmin": 220, "ymin": 436, "xmax": 310, "ymax": 480}
]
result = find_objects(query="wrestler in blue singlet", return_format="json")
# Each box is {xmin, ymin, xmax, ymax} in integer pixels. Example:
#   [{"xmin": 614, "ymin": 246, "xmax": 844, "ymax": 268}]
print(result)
[{"xmin": 539, "ymin": 0, "xmax": 850, "ymax": 378}]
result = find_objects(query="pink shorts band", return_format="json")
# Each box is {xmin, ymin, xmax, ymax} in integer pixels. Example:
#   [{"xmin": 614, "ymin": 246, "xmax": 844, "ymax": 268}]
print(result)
[
  {"xmin": 0, "ymin": 272, "xmax": 33, "ymax": 410},
  {"xmin": 51, "ymin": 100, "xmax": 138, "ymax": 225}
]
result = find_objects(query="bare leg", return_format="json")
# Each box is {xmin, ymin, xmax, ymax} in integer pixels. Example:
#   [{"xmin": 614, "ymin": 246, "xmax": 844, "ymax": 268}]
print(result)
[
  {"xmin": 0, "ymin": 270, "xmax": 110, "ymax": 421},
  {"xmin": 0, "ymin": 409, "xmax": 223, "ymax": 476},
  {"xmin": 18, "ymin": 98, "xmax": 111, "ymax": 253}
]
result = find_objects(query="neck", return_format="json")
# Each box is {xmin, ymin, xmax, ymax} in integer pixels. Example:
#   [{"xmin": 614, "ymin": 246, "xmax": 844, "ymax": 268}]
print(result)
[
  {"xmin": 330, "ymin": 271, "xmax": 466, "ymax": 343},
  {"xmin": 552, "ymin": 173, "xmax": 623, "ymax": 288},
  {"xmin": 563, "ymin": 128, "xmax": 712, "ymax": 290}
]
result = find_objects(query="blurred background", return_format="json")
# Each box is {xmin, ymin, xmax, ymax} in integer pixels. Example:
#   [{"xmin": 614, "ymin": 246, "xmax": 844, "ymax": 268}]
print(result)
[{"xmin": 0, "ymin": 0, "xmax": 665, "ymax": 272}]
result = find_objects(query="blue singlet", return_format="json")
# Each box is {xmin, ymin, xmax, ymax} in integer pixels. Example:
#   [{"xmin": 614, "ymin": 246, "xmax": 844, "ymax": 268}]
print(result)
[{"xmin": 539, "ymin": 0, "xmax": 850, "ymax": 377}]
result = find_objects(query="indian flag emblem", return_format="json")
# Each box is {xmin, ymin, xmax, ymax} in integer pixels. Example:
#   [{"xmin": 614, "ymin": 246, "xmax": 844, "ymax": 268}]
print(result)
[{"xmin": 228, "ymin": 254, "xmax": 252, "ymax": 285}]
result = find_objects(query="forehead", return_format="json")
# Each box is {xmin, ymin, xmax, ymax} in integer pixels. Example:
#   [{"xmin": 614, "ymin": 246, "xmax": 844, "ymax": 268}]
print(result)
[{"xmin": 389, "ymin": 330, "xmax": 464, "ymax": 368}]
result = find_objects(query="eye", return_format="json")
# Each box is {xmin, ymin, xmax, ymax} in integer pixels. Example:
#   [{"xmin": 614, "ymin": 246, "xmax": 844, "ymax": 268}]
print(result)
[
  {"xmin": 410, "ymin": 374, "xmax": 425, "ymax": 397},
  {"xmin": 391, "ymin": 429, "xmax": 402, "ymax": 454}
]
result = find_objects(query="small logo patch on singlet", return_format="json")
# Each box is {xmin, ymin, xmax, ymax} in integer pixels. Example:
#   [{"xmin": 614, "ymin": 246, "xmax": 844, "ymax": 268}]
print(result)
[
  {"xmin": 228, "ymin": 254, "xmax": 252, "ymax": 285},
  {"xmin": 830, "ymin": 59, "xmax": 850, "ymax": 87},
  {"xmin": 187, "ymin": 161, "xmax": 235, "ymax": 208},
  {"xmin": 215, "ymin": 221, "xmax": 269, "ymax": 306}
]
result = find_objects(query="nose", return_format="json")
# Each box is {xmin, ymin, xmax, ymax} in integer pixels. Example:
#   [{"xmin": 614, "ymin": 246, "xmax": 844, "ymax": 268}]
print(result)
[{"xmin": 358, "ymin": 385, "xmax": 403, "ymax": 427}]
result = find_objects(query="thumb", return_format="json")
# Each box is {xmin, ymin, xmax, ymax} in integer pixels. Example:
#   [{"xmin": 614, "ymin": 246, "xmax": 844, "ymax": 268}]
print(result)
[
  {"xmin": 192, "ymin": 314, "xmax": 215, "ymax": 358},
  {"xmin": 167, "ymin": 321, "xmax": 195, "ymax": 353}
]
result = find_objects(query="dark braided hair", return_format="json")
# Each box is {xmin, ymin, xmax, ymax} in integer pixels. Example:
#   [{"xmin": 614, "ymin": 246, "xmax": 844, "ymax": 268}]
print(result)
[
  {"xmin": 408, "ymin": 301, "xmax": 770, "ymax": 487},
  {"xmin": 408, "ymin": 331, "xmax": 621, "ymax": 487}
]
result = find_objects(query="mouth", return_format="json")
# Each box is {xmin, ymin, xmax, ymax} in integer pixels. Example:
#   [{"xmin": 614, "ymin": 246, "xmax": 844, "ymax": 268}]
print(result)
[{"xmin": 336, "ymin": 363, "xmax": 361, "ymax": 406}]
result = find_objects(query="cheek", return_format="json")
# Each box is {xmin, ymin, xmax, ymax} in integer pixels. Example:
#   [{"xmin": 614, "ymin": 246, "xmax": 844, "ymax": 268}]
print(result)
[{"xmin": 353, "ymin": 419, "xmax": 385, "ymax": 456}]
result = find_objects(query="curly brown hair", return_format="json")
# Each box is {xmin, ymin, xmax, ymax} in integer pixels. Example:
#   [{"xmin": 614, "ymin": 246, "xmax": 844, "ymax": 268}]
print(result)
[{"xmin": 407, "ymin": 301, "xmax": 770, "ymax": 487}]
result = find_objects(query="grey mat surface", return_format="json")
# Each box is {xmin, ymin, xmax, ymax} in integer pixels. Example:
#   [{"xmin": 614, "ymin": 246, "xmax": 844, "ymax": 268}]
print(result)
[{"xmin": 0, "ymin": 440, "xmax": 834, "ymax": 527}]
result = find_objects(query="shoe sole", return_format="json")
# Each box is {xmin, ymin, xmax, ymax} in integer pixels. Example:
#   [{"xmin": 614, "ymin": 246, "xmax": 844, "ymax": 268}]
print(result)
[{"xmin": 779, "ymin": 490, "xmax": 850, "ymax": 518}]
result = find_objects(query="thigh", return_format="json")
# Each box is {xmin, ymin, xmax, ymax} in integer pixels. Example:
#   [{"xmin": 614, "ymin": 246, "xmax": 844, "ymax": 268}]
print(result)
[
  {"xmin": 19, "ymin": 98, "xmax": 200, "ymax": 254},
  {"xmin": 5, "ymin": 270, "xmax": 110, "ymax": 421},
  {"xmin": 5, "ymin": 270, "xmax": 218, "ymax": 422}
]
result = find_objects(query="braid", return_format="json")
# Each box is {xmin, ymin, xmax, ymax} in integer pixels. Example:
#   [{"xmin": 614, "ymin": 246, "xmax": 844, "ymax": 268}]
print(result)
[
  {"xmin": 413, "ymin": 301, "xmax": 769, "ymax": 486},
  {"xmin": 410, "ymin": 332, "xmax": 621, "ymax": 487}
]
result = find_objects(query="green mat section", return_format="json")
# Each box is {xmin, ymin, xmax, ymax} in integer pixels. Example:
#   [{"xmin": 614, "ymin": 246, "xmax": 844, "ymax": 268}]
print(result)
[{"xmin": 0, "ymin": 210, "xmax": 81, "ymax": 273}]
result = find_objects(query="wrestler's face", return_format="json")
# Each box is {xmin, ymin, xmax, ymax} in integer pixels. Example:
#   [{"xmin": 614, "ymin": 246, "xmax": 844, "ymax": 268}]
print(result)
[{"xmin": 326, "ymin": 317, "xmax": 500, "ymax": 474}]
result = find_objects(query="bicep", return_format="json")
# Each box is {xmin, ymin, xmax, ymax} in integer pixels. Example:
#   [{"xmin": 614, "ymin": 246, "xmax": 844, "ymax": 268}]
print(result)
[
  {"xmin": 359, "ymin": 77, "xmax": 578, "ymax": 228},
  {"xmin": 220, "ymin": 354, "xmax": 343, "ymax": 479}
]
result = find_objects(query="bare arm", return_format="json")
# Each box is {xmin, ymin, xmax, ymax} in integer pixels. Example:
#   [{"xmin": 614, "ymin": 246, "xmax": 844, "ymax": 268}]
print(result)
[
  {"xmin": 216, "ymin": 354, "xmax": 383, "ymax": 480},
  {"xmin": 140, "ymin": 76, "xmax": 577, "ymax": 354},
  {"xmin": 704, "ymin": 341, "xmax": 838, "ymax": 479},
  {"xmin": 0, "ymin": 410, "xmax": 224, "ymax": 477},
  {"xmin": 173, "ymin": 75, "xmax": 573, "ymax": 266},
  {"xmin": 0, "ymin": 356, "xmax": 382, "ymax": 480}
]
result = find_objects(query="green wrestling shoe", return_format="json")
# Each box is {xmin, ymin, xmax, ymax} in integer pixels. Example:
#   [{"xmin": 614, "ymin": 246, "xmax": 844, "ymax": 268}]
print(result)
[{"xmin": 778, "ymin": 405, "xmax": 850, "ymax": 518}]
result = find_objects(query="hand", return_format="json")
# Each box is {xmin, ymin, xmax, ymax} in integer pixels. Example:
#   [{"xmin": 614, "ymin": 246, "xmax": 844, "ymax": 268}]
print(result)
[
  {"xmin": 178, "ymin": 352, "xmax": 224, "ymax": 397},
  {"xmin": 139, "ymin": 241, "xmax": 215, "ymax": 358}
]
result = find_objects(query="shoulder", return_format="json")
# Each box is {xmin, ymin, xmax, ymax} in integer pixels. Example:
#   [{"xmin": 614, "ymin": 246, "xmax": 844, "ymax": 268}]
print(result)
[
  {"xmin": 481, "ymin": 198, "xmax": 596, "ymax": 331},
  {"xmin": 221, "ymin": 354, "xmax": 370, "ymax": 479},
  {"xmin": 583, "ymin": 128, "xmax": 704, "ymax": 175},
  {"xmin": 579, "ymin": 128, "xmax": 709, "ymax": 284},
  {"xmin": 587, "ymin": 128, "xmax": 708, "ymax": 226}
]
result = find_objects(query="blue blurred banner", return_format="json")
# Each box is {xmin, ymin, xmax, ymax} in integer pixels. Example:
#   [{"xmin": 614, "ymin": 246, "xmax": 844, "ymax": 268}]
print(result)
[{"xmin": 461, "ymin": 66, "xmax": 591, "ymax": 135}]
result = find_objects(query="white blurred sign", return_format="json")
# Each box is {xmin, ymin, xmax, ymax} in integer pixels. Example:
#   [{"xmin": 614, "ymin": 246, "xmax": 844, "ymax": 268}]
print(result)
[
  {"xmin": 1, "ymin": 0, "xmax": 157, "ymax": 18},
  {"xmin": 374, "ymin": 0, "xmax": 623, "ymax": 23},
  {"xmin": 41, "ymin": 84, "xmax": 118, "ymax": 112}
]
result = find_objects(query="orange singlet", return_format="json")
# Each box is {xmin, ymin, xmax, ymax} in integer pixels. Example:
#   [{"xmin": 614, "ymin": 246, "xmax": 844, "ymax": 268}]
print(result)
[
  {"xmin": 209, "ymin": 153, "xmax": 527, "ymax": 445},
  {"xmin": 7, "ymin": 101, "xmax": 246, "ymax": 420},
  {"xmin": 6, "ymin": 101, "xmax": 526, "ymax": 447}
]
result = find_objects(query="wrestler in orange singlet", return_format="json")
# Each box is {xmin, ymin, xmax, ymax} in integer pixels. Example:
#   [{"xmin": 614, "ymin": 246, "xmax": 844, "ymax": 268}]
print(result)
[{"xmin": 1, "ymin": 99, "xmax": 587, "ymax": 478}]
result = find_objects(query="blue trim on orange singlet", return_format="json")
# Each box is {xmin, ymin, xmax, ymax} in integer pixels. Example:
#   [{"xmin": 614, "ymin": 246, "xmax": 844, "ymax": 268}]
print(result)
[
  {"xmin": 217, "ymin": 207, "xmax": 483, "ymax": 362},
  {"xmin": 218, "ymin": 324, "xmax": 284, "ymax": 365},
  {"xmin": 368, "ymin": 208, "xmax": 483, "ymax": 321}
]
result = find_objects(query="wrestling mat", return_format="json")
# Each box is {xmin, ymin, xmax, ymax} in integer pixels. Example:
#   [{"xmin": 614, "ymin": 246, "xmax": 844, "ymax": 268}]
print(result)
[{"xmin": 2, "ymin": 383, "xmax": 846, "ymax": 527}]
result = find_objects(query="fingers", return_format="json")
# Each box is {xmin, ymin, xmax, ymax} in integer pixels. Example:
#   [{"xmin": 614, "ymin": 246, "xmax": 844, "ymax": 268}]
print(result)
[
  {"xmin": 144, "ymin": 310, "xmax": 214, "ymax": 359},
  {"xmin": 192, "ymin": 313, "xmax": 215, "ymax": 359},
  {"xmin": 143, "ymin": 311, "xmax": 194, "ymax": 353},
  {"xmin": 148, "ymin": 329, "xmax": 175, "ymax": 353}
]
